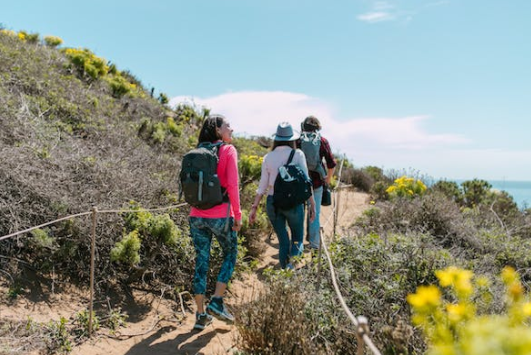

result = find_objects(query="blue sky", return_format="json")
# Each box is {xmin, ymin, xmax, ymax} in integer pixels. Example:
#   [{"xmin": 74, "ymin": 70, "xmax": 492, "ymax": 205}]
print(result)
[{"xmin": 3, "ymin": 0, "xmax": 531, "ymax": 181}]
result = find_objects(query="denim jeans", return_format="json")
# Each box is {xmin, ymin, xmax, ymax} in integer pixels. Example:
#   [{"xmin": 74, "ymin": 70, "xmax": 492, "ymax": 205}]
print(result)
[
  {"xmin": 265, "ymin": 195, "xmax": 304, "ymax": 268},
  {"xmin": 307, "ymin": 186, "xmax": 323, "ymax": 249},
  {"xmin": 189, "ymin": 217, "xmax": 238, "ymax": 295}
]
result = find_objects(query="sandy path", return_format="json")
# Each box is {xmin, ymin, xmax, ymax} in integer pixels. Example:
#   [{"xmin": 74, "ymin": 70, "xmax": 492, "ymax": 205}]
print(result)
[{"xmin": 2, "ymin": 189, "xmax": 369, "ymax": 355}]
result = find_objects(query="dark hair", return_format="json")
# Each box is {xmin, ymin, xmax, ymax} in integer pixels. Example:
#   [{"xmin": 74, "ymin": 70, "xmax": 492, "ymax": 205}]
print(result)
[
  {"xmin": 302, "ymin": 115, "xmax": 321, "ymax": 132},
  {"xmin": 272, "ymin": 140, "xmax": 295, "ymax": 150},
  {"xmin": 198, "ymin": 114, "xmax": 225, "ymax": 144}
]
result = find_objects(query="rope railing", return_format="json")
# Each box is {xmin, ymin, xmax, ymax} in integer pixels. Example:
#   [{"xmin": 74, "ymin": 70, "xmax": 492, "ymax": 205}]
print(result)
[
  {"xmin": 0, "ymin": 202, "xmax": 189, "ymax": 336},
  {"xmin": 312, "ymin": 162, "xmax": 382, "ymax": 355},
  {"xmin": 319, "ymin": 226, "xmax": 382, "ymax": 355}
]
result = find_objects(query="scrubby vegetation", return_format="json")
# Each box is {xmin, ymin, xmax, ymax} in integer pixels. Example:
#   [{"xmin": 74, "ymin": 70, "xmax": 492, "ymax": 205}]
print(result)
[
  {"xmin": 2, "ymin": 26, "xmax": 531, "ymax": 355},
  {"xmin": 235, "ymin": 176, "xmax": 531, "ymax": 354}
]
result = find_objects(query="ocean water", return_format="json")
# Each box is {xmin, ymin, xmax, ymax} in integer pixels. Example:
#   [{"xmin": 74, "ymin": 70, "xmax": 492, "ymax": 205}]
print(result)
[{"xmin": 489, "ymin": 180, "xmax": 531, "ymax": 209}]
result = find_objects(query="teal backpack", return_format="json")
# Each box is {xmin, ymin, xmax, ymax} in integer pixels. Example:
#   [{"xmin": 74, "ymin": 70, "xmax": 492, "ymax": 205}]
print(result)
[{"xmin": 300, "ymin": 131, "xmax": 327, "ymax": 179}]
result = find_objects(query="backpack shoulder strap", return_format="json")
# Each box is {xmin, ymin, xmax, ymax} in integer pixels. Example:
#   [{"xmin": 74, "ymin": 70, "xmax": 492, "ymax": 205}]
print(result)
[
  {"xmin": 198, "ymin": 141, "xmax": 224, "ymax": 157},
  {"xmin": 286, "ymin": 149, "xmax": 296, "ymax": 165}
]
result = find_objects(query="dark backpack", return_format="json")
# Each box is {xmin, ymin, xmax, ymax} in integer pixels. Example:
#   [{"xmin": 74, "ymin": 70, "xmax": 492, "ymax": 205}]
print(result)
[
  {"xmin": 179, "ymin": 142, "xmax": 228, "ymax": 209},
  {"xmin": 273, "ymin": 149, "xmax": 312, "ymax": 210},
  {"xmin": 300, "ymin": 131, "xmax": 327, "ymax": 179}
]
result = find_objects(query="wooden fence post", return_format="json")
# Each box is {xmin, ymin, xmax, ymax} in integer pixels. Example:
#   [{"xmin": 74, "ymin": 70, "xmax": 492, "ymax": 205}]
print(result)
[{"xmin": 89, "ymin": 206, "xmax": 97, "ymax": 337}]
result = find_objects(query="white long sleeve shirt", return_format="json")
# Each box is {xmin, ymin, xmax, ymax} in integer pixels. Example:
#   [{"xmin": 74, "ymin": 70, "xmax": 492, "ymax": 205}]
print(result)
[{"xmin": 257, "ymin": 146, "xmax": 309, "ymax": 196}]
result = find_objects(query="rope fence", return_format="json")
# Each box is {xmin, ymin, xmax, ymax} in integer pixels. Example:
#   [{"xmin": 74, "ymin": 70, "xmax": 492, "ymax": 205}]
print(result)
[
  {"xmin": 0, "ymin": 186, "xmax": 383, "ymax": 354},
  {"xmin": 0, "ymin": 202, "xmax": 188, "ymax": 336}
]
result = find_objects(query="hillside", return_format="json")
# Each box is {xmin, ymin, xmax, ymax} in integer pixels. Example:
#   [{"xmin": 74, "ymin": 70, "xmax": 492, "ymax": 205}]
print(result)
[{"xmin": 0, "ymin": 30, "xmax": 210, "ymax": 285}]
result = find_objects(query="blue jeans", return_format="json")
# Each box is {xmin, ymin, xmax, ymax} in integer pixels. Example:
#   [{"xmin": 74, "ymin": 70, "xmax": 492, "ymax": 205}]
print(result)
[
  {"xmin": 265, "ymin": 195, "xmax": 304, "ymax": 268},
  {"xmin": 189, "ymin": 217, "xmax": 238, "ymax": 295},
  {"xmin": 307, "ymin": 186, "xmax": 323, "ymax": 249}
]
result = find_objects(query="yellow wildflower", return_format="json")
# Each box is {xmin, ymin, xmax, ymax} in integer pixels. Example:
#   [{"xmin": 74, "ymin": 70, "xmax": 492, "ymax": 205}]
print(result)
[
  {"xmin": 522, "ymin": 302, "xmax": 531, "ymax": 317},
  {"xmin": 508, "ymin": 282, "xmax": 524, "ymax": 301},
  {"xmin": 501, "ymin": 266, "xmax": 518, "ymax": 285},
  {"xmin": 446, "ymin": 303, "xmax": 468, "ymax": 323},
  {"xmin": 407, "ymin": 285, "xmax": 441, "ymax": 309}
]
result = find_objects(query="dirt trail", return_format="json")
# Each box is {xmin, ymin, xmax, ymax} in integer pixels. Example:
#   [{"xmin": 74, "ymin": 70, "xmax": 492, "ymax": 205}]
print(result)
[{"xmin": 2, "ymin": 189, "xmax": 369, "ymax": 355}]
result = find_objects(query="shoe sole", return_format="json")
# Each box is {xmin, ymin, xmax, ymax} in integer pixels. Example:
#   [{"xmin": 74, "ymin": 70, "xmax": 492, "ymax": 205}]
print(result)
[
  {"xmin": 206, "ymin": 307, "xmax": 235, "ymax": 324},
  {"xmin": 193, "ymin": 321, "xmax": 212, "ymax": 331}
]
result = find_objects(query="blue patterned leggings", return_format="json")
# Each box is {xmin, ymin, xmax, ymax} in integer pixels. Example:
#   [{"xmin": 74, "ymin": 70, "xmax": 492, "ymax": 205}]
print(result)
[{"xmin": 189, "ymin": 217, "xmax": 238, "ymax": 295}]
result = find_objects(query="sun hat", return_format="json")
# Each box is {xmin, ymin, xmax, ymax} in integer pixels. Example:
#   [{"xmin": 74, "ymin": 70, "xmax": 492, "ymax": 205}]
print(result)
[{"xmin": 273, "ymin": 122, "xmax": 299, "ymax": 141}]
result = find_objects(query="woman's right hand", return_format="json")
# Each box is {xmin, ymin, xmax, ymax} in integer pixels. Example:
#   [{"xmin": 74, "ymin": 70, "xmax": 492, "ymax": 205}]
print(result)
[{"xmin": 249, "ymin": 208, "xmax": 257, "ymax": 225}]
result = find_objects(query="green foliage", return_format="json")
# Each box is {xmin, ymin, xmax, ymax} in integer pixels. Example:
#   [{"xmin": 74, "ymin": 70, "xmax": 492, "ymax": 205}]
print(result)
[
  {"xmin": 122, "ymin": 202, "xmax": 182, "ymax": 246},
  {"xmin": 364, "ymin": 165, "xmax": 386, "ymax": 181},
  {"xmin": 461, "ymin": 179, "xmax": 492, "ymax": 208},
  {"xmin": 431, "ymin": 180, "xmax": 462, "ymax": 202},
  {"xmin": 46, "ymin": 317, "xmax": 72, "ymax": 353},
  {"xmin": 43, "ymin": 35, "xmax": 63, "ymax": 48},
  {"xmin": 370, "ymin": 180, "xmax": 390, "ymax": 201},
  {"xmin": 17, "ymin": 31, "xmax": 40, "ymax": 43},
  {"xmin": 104, "ymin": 307, "xmax": 128, "ymax": 333},
  {"xmin": 166, "ymin": 116, "xmax": 182, "ymax": 136},
  {"xmin": 239, "ymin": 154, "xmax": 263, "ymax": 186},
  {"xmin": 105, "ymin": 74, "xmax": 133, "ymax": 98},
  {"xmin": 110, "ymin": 230, "xmax": 141, "ymax": 266},
  {"xmin": 7, "ymin": 283, "xmax": 23, "ymax": 299},
  {"xmin": 73, "ymin": 309, "xmax": 100, "ymax": 338},
  {"xmin": 173, "ymin": 103, "xmax": 209, "ymax": 126},
  {"xmin": 30, "ymin": 228, "xmax": 55, "ymax": 249},
  {"xmin": 63, "ymin": 47, "xmax": 108, "ymax": 80}
]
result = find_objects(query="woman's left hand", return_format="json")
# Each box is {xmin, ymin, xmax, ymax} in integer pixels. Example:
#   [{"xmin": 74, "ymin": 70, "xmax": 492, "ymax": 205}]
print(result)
[
  {"xmin": 309, "ymin": 202, "xmax": 316, "ymax": 223},
  {"xmin": 233, "ymin": 218, "xmax": 242, "ymax": 232}
]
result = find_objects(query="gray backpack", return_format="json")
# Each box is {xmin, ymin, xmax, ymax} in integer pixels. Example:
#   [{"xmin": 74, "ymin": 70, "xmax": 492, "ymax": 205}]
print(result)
[{"xmin": 300, "ymin": 131, "xmax": 326, "ymax": 179}]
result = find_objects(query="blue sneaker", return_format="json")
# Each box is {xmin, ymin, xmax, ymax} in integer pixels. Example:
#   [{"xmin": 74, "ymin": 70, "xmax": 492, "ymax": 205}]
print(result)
[
  {"xmin": 206, "ymin": 297, "xmax": 234, "ymax": 324},
  {"xmin": 193, "ymin": 312, "xmax": 212, "ymax": 331}
]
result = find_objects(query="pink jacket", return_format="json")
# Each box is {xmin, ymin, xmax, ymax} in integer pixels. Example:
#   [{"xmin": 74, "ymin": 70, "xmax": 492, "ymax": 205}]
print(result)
[{"xmin": 189, "ymin": 142, "xmax": 242, "ymax": 220}]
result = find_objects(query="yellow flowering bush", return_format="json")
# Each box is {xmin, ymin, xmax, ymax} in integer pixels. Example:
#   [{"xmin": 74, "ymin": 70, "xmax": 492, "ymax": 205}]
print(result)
[
  {"xmin": 239, "ymin": 154, "xmax": 263, "ymax": 185},
  {"xmin": 63, "ymin": 48, "xmax": 109, "ymax": 80},
  {"xmin": 408, "ymin": 266, "xmax": 531, "ymax": 354},
  {"xmin": 44, "ymin": 35, "xmax": 63, "ymax": 48},
  {"xmin": 386, "ymin": 175, "xmax": 427, "ymax": 199}
]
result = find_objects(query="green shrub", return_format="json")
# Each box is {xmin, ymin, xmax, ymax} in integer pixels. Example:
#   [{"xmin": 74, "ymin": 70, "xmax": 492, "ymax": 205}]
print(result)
[
  {"xmin": 110, "ymin": 230, "xmax": 141, "ymax": 266},
  {"xmin": 73, "ymin": 309, "xmax": 100, "ymax": 337},
  {"xmin": 30, "ymin": 228, "xmax": 55, "ymax": 249},
  {"xmin": 45, "ymin": 317, "xmax": 72, "ymax": 353},
  {"xmin": 106, "ymin": 75, "xmax": 132, "ymax": 98},
  {"xmin": 63, "ymin": 48, "xmax": 108, "ymax": 80},
  {"xmin": 43, "ymin": 35, "xmax": 63, "ymax": 48},
  {"xmin": 431, "ymin": 180, "xmax": 462, "ymax": 202},
  {"xmin": 239, "ymin": 154, "xmax": 263, "ymax": 187},
  {"xmin": 461, "ymin": 179, "xmax": 491, "ymax": 208}
]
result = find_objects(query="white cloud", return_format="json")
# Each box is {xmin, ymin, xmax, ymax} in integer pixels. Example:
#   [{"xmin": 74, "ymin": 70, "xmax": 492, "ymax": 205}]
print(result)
[
  {"xmin": 171, "ymin": 90, "xmax": 474, "ymax": 177},
  {"xmin": 357, "ymin": 0, "xmax": 449, "ymax": 24},
  {"xmin": 171, "ymin": 90, "xmax": 531, "ymax": 180},
  {"xmin": 357, "ymin": 11, "xmax": 395, "ymax": 23}
]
